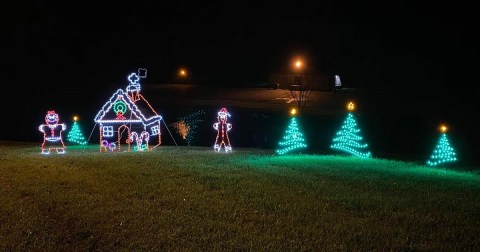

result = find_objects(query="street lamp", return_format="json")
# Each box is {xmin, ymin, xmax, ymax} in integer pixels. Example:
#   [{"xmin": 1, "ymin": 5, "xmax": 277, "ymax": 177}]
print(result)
[
  {"xmin": 289, "ymin": 57, "xmax": 311, "ymax": 112},
  {"xmin": 179, "ymin": 68, "xmax": 187, "ymax": 77},
  {"xmin": 294, "ymin": 59, "xmax": 303, "ymax": 70},
  {"xmin": 291, "ymin": 58, "xmax": 305, "ymax": 86}
]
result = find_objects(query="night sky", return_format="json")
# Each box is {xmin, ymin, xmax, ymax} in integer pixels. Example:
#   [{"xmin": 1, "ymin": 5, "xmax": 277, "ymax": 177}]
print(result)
[
  {"xmin": 3, "ymin": 2, "xmax": 476, "ymax": 85},
  {"xmin": 1, "ymin": 1, "xmax": 478, "ymax": 143}
]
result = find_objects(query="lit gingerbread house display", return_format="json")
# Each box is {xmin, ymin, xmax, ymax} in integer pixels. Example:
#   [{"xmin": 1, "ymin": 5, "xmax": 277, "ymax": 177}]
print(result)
[{"xmin": 94, "ymin": 69, "xmax": 162, "ymax": 152}]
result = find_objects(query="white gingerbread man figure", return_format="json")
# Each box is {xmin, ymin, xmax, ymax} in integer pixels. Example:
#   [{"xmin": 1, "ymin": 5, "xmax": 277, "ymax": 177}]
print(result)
[
  {"xmin": 213, "ymin": 107, "xmax": 232, "ymax": 152},
  {"xmin": 39, "ymin": 110, "xmax": 66, "ymax": 154}
]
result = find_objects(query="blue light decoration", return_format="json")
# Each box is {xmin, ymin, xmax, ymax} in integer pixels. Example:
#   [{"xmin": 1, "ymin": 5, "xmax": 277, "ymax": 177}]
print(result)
[
  {"xmin": 213, "ymin": 108, "xmax": 232, "ymax": 152},
  {"xmin": 94, "ymin": 69, "xmax": 162, "ymax": 152},
  {"xmin": 67, "ymin": 116, "xmax": 87, "ymax": 145},
  {"xmin": 276, "ymin": 108, "xmax": 307, "ymax": 155},
  {"xmin": 133, "ymin": 144, "xmax": 147, "ymax": 152},
  {"xmin": 426, "ymin": 124, "xmax": 457, "ymax": 166},
  {"xmin": 330, "ymin": 102, "xmax": 372, "ymax": 158},
  {"xmin": 39, "ymin": 110, "xmax": 67, "ymax": 154}
]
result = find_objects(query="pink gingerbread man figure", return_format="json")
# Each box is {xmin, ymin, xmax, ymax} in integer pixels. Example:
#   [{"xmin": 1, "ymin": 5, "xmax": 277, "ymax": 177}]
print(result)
[
  {"xmin": 39, "ymin": 110, "xmax": 66, "ymax": 154},
  {"xmin": 213, "ymin": 108, "xmax": 232, "ymax": 152}
]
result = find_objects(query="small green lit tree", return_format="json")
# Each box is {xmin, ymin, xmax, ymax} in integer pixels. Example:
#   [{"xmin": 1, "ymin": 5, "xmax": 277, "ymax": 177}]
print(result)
[
  {"xmin": 426, "ymin": 125, "xmax": 457, "ymax": 166},
  {"xmin": 67, "ymin": 116, "xmax": 87, "ymax": 145},
  {"xmin": 331, "ymin": 102, "xmax": 372, "ymax": 158},
  {"xmin": 276, "ymin": 108, "xmax": 307, "ymax": 155}
]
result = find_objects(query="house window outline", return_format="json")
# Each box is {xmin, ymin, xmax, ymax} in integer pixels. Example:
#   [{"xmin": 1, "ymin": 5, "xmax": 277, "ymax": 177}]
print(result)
[
  {"xmin": 103, "ymin": 126, "xmax": 114, "ymax": 137},
  {"xmin": 151, "ymin": 125, "xmax": 159, "ymax": 136}
]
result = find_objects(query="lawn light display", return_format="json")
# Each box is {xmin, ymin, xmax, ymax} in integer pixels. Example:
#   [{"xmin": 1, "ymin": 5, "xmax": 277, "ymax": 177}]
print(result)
[
  {"xmin": 100, "ymin": 140, "xmax": 116, "ymax": 152},
  {"xmin": 330, "ymin": 102, "xmax": 372, "ymax": 158},
  {"xmin": 426, "ymin": 124, "xmax": 457, "ymax": 166},
  {"xmin": 213, "ymin": 108, "xmax": 232, "ymax": 152},
  {"xmin": 67, "ymin": 116, "xmax": 87, "ymax": 145},
  {"xmin": 39, "ymin": 110, "xmax": 67, "ymax": 154},
  {"xmin": 276, "ymin": 108, "xmax": 307, "ymax": 155},
  {"xmin": 94, "ymin": 69, "xmax": 162, "ymax": 152},
  {"xmin": 172, "ymin": 110, "xmax": 205, "ymax": 146},
  {"xmin": 129, "ymin": 131, "xmax": 150, "ymax": 151}
]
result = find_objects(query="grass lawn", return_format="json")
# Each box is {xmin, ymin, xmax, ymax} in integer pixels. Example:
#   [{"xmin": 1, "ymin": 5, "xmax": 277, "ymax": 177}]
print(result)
[{"xmin": 1, "ymin": 142, "xmax": 480, "ymax": 250}]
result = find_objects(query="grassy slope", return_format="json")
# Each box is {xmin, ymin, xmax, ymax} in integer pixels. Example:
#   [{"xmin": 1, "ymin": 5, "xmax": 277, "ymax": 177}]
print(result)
[{"xmin": 1, "ymin": 143, "xmax": 479, "ymax": 250}]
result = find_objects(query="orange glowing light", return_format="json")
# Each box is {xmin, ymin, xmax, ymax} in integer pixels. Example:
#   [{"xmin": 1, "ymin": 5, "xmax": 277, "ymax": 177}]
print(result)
[
  {"xmin": 295, "ymin": 60, "xmax": 303, "ymax": 69},
  {"xmin": 179, "ymin": 69, "xmax": 187, "ymax": 77},
  {"xmin": 173, "ymin": 121, "xmax": 190, "ymax": 140},
  {"xmin": 73, "ymin": 116, "xmax": 78, "ymax": 121},
  {"xmin": 347, "ymin": 102, "xmax": 355, "ymax": 111},
  {"xmin": 290, "ymin": 108, "xmax": 297, "ymax": 116},
  {"xmin": 440, "ymin": 124, "xmax": 448, "ymax": 133}
]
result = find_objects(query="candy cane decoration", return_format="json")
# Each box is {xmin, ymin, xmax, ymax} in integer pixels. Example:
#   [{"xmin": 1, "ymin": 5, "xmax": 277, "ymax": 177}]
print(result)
[{"xmin": 129, "ymin": 131, "xmax": 150, "ymax": 151}]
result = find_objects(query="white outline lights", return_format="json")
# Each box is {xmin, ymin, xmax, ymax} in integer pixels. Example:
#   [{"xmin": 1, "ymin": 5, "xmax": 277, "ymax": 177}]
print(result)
[
  {"xmin": 151, "ymin": 125, "xmax": 159, "ymax": 136},
  {"xmin": 39, "ymin": 110, "xmax": 66, "ymax": 155},
  {"xmin": 94, "ymin": 70, "xmax": 162, "ymax": 152},
  {"xmin": 138, "ymin": 68, "xmax": 147, "ymax": 78},
  {"xmin": 102, "ymin": 126, "xmax": 114, "ymax": 137},
  {"xmin": 213, "ymin": 108, "xmax": 232, "ymax": 152}
]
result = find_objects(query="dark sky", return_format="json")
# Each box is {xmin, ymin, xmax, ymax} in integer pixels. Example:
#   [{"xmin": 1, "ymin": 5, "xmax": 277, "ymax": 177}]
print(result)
[{"xmin": 2, "ymin": 1, "xmax": 477, "ymax": 87}]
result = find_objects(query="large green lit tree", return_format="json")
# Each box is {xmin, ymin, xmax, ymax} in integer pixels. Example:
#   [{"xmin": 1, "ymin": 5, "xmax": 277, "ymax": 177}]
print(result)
[
  {"xmin": 67, "ymin": 117, "xmax": 87, "ymax": 145},
  {"xmin": 330, "ymin": 102, "xmax": 372, "ymax": 158},
  {"xmin": 426, "ymin": 125, "xmax": 457, "ymax": 166},
  {"xmin": 276, "ymin": 109, "xmax": 307, "ymax": 155}
]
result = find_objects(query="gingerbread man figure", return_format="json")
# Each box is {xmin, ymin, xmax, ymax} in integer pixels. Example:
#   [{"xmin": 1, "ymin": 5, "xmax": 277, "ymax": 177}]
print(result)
[
  {"xmin": 39, "ymin": 110, "xmax": 66, "ymax": 154},
  {"xmin": 213, "ymin": 108, "xmax": 232, "ymax": 152}
]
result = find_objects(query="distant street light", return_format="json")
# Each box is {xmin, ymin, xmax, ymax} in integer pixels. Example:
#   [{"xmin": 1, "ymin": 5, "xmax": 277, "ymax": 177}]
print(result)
[
  {"xmin": 289, "ymin": 57, "xmax": 311, "ymax": 112},
  {"xmin": 294, "ymin": 59, "xmax": 303, "ymax": 70},
  {"xmin": 179, "ymin": 68, "xmax": 187, "ymax": 77}
]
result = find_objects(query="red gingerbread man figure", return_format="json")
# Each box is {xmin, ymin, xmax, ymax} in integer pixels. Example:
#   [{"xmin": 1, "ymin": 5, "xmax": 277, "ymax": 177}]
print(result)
[
  {"xmin": 213, "ymin": 107, "xmax": 232, "ymax": 152},
  {"xmin": 39, "ymin": 110, "xmax": 66, "ymax": 154}
]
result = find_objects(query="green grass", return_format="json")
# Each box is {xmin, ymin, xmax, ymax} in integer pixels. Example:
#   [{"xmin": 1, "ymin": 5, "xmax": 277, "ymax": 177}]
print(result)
[{"xmin": 1, "ymin": 142, "xmax": 480, "ymax": 250}]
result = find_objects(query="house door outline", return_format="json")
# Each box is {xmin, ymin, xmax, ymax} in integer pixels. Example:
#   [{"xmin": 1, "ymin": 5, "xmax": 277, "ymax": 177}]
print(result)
[{"xmin": 117, "ymin": 125, "xmax": 131, "ymax": 152}]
